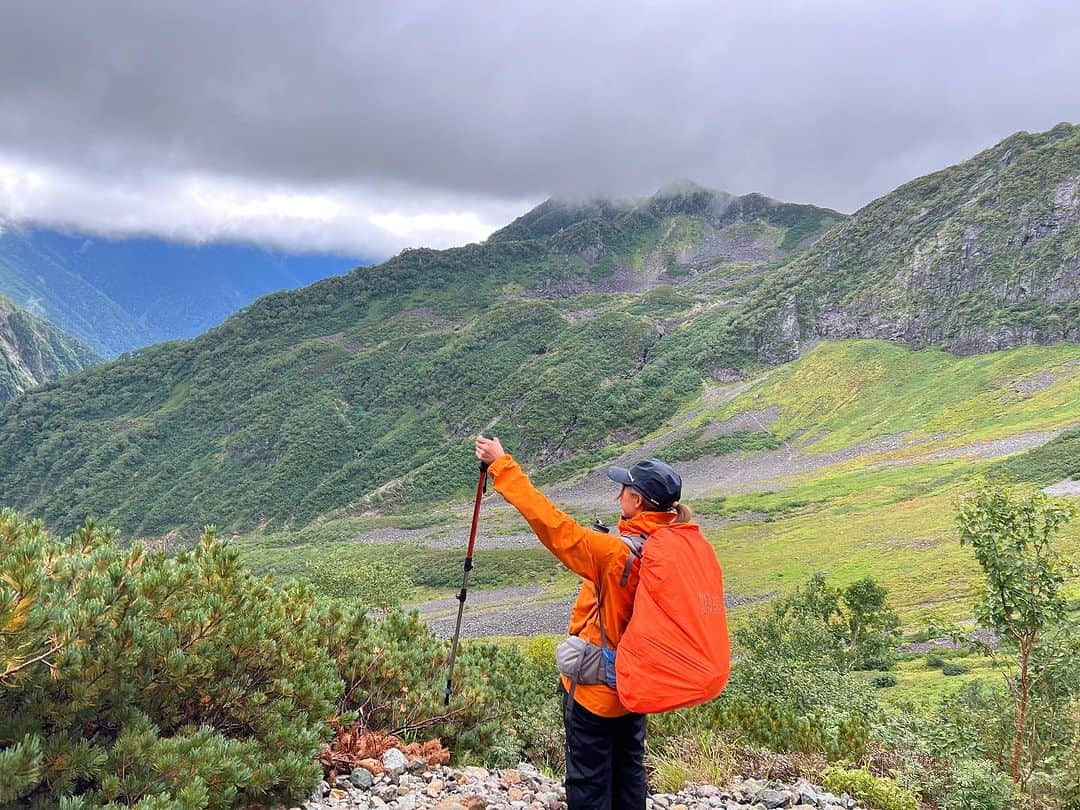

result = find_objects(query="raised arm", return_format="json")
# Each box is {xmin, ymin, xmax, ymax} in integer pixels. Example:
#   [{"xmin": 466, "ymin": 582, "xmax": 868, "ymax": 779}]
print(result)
[{"xmin": 476, "ymin": 436, "xmax": 620, "ymax": 583}]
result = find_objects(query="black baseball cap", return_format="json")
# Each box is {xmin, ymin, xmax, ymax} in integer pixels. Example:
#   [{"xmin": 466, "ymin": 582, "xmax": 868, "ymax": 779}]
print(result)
[{"xmin": 607, "ymin": 458, "xmax": 682, "ymax": 510}]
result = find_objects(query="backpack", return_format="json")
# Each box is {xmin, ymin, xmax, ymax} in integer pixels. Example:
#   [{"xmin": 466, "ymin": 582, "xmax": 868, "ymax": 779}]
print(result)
[
  {"xmin": 613, "ymin": 522, "xmax": 730, "ymax": 713},
  {"xmin": 555, "ymin": 522, "xmax": 731, "ymax": 714}
]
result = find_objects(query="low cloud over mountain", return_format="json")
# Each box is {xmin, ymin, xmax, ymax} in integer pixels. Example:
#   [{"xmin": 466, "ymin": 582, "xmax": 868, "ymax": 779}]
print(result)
[{"xmin": 1, "ymin": 1, "xmax": 1078, "ymax": 255}]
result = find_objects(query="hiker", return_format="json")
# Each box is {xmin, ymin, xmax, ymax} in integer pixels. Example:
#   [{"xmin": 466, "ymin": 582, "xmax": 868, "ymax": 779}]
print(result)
[{"xmin": 474, "ymin": 434, "xmax": 691, "ymax": 810}]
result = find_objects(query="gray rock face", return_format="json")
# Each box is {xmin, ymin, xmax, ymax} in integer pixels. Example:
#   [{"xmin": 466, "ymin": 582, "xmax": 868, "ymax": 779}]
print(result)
[{"xmin": 750, "ymin": 125, "xmax": 1080, "ymax": 362}]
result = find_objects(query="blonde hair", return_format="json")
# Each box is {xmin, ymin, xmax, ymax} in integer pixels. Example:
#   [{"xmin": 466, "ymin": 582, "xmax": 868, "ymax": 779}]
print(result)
[{"xmin": 673, "ymin": 502, "xmax": 694, "ymax": 523}]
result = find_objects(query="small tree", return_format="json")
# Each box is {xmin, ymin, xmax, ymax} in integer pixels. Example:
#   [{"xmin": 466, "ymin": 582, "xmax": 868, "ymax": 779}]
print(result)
[
  {"xmin": 744, "ymin": 573, "xmax": 900, "ymax": 672},
  {"xmin": 957, "ymin": 482, "xmax": 1077, "ymax": 784}
]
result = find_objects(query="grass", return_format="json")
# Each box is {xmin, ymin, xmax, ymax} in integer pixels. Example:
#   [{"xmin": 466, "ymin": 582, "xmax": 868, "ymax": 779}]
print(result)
[
  {"xmin": 873, "ymin": 650, "xmax": 1002, "ymax": 712},
  {"xmin": 703, "ymin": 469, "xmax": 1080, "ymax": 625},
  {"xmin": 715, "ymin": 341, "xmax": 1080, "ymax": 453}
]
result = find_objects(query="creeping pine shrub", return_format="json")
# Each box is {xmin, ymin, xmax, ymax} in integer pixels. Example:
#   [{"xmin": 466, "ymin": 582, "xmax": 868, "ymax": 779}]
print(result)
[
  {"xmin": 0, "ymin": 511, "xmax": 341, "ymax": 808},
  {"xmin": 0, "ymin": 509, "xmax": 562, "ymax": 808},
  {"xmin": 941, "ymin": 662, "xmax": 971, "ymax": 676},
  {"xmin": 700, "ymin": 656, "xmax": 875, "ymax": 760},
  {"xmin": 821, "ymin": 766, "xmax": 919, "ymax": 810},
  {"xmin": 925, "ymin": 652, "xmax": 946, "ymax": 668},
  {"xmin": 326, "ymin": 606, "xmax": 558, "ymax": 767}
]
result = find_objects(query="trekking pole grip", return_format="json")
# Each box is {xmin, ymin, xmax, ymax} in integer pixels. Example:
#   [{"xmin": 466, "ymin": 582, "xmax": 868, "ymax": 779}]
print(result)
[{"xmin": 479, "ymin": 431, "xmax": 494, "ymax": 492}]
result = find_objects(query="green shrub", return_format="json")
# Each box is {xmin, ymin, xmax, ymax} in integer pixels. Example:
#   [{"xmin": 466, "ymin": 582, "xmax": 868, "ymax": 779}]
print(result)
[
  {"xmin": 872, "ymin": 673, "xmax": 899, "ymax": 689},
  {"xmin": 0, "ymin": 509, "xmax": 563, "ymax": 807},
  {"xmin": 306, "ymin": 554, "xmax": 408, "ymax": 610},
  {"xmin": 939, "ymin": 758, "xmax": 1017, "ymax": 810},
  {"xmin": 327, "ymin": 607, "xmax": 557, "ymax": 767},
  {"xmin": 656, "ymin": 429, "xmax": 781, "ymax": 463},
  {"xmin": 821, "ymin": 766, "xmax": 919, "ymax": 810},
  {"xmin": 925, "ymin": 652, "xmax": 946, "ymax": 668},
  {"xmin": 0, "ymin": 511, "xmax": 341, "ymax": 808},
  {"xmin": 858, "ymin": 655, "xmax": 893, "ymax": 672},
  {"xmin": 942, "ymin": 663, "xmax": 971, "ymax": 676},
  {"xmin": 655, "ymin": 590, "xmax": 881, "ymax": 760},
  {"xmin": 523, "ymin": 635, "xmax": 560, "ymax": 684},
  {"xmin": 871, "ymin": 683, "xmax": 1018, "ymax": 808},
  {"xmin": 735, "ymin": 573, "xmax": 900, "ymax": 674}
]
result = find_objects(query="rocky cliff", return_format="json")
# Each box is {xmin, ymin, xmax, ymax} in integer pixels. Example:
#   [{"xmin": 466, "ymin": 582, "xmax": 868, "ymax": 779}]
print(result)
[
  {"xmin": 732, "ymin": 123, "xmax": 1079, "ymax": 363},
  {"xmin": 0, "ymin": 295, "xmax": 99, "ymax": 405}
]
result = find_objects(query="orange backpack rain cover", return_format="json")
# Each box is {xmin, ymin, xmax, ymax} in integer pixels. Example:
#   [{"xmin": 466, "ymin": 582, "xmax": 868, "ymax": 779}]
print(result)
[{"xmin": 615, "ymin": 523, "xmax": 731, "ymax": 713}]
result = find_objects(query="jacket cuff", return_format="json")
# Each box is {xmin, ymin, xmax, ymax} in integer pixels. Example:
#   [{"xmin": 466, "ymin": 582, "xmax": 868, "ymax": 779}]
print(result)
[{"xmin": 488, "ymin": 454, "xmax": 516, "ymax": 478}]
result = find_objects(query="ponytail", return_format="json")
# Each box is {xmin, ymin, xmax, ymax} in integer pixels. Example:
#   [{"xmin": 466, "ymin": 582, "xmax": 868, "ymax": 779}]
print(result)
[{"xmin": 673, "ymin": 502, "xmax": 694, "ymax": 523}]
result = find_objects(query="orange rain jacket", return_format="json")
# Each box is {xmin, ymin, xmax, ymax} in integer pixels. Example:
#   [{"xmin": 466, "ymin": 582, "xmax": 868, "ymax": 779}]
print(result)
[{"xmin": 487, "ymin": 454, "xmax": 676, "ymax": 718}]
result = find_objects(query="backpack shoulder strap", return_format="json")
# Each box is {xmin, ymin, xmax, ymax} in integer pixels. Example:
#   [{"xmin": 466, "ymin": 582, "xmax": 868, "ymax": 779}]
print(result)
[
  {"xmin": 594, "ymin": 533, "xmax": 647, "ymax": 644},
  {"xmin": 618, "ymin": 534, "xmax": 647, "ymax": 586}
]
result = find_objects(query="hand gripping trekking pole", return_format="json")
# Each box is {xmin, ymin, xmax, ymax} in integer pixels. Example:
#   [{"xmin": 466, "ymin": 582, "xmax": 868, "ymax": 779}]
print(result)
[{"xmin": 443, "ymin": 453, "xmax": 490, "ymax": 705}]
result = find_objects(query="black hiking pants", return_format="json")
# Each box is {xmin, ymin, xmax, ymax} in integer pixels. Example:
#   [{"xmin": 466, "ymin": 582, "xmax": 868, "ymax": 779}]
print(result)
[{"xmin": 559, "ymin": 682, "xmax": 647, "ymax": 810}]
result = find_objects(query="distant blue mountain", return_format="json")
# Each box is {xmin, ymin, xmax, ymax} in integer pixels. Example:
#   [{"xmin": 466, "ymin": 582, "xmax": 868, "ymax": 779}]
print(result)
[{"xmin": 0, "ymin": 225, "xmax": 366, "ymax": 357}]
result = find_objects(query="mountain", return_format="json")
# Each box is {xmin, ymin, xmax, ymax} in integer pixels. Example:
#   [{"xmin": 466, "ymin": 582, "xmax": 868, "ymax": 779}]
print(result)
[
  {"xmin": 0, "ymin": 124, "xmax": 1075, "ymax": 540},
  {"xmin": 0, "ymin": 294, "xmax": 99, "ymax": 404},
  {"xmin": 490, "ymin": 181, "xmax": 844, "ymax": 277},
  {"xmin": 720, "ymin": 122, "xmax": 1079, "ymax": 365},
  {"xmin": 0, "ymin": 226, "xmax": 362, "ymax": 357},
  {"xmin": 0, "ymin": 184, "xmax": 842, "ymax": 536}
]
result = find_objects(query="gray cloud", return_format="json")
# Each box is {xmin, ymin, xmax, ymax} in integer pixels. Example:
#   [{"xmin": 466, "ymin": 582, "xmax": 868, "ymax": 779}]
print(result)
[{"xmin": 0, "ymin": 0, "xmax": 1078, "ymax": 253}]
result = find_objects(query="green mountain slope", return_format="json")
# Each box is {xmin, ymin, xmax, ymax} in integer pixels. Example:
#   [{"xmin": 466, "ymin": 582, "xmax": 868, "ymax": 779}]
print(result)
[
  {"xmin": 0, "ymin": 186, "xmax": 840, "ymax": 536},
  {"xmin": 0, "ymin": 122, "xmax": 1076, "ymax": 541},
  {"xmin": 0, "ymin": 295, "xmax": 99, "ymax": 405},
  {"xmin": 232, "ymin": 338, "xmax": 1080, "ymax": 629},
  {"xmin": 716, "ymin": 122, "xmax": 1079, "ymax": 365}
]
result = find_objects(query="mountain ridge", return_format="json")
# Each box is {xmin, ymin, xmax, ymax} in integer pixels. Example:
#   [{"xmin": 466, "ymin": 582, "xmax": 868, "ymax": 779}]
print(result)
[
  {"xmin": 720, "ymin": 122, "xmax": 1079, "ymax": 365},
  {"xmin": 0, "ymin": 124, "xmax": 1076, "ymax": 537},
  {"xmin": 0, "ymin": 181, "xmax": 841, "ymax": 535}
]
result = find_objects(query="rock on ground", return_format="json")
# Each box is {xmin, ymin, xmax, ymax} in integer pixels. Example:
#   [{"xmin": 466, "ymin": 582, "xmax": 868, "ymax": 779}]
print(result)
[{"xmin": 292, "ymin": 757, "xmax": 866, "ymax": 810}]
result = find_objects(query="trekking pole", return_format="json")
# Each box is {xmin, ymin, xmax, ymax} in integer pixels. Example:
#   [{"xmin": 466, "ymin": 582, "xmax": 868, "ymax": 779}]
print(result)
[{"xmin": 443, "ymin": 446, "xmax": 491, "ymax": 705}]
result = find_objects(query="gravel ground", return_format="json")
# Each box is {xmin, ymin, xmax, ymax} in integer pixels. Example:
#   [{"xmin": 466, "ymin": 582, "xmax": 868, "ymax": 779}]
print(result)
[
  {"xmin": 546, "ymin": 423, "xmax": 1075, "ymax": 510},
  {"xmin": 425, "ymin": 597, "xmax": 578, "ymax": 639},
  {"xmin": 415, "ymin": 586, "xmax": 775, "ymax": 639},
  {"xmin": 340, "ymin": 524, "xmax": 542, "ymax": 551},
  {"xmin": 896, "ymin": 628, "xmax": 999, "ymax": 654},
  {"xmin": 343, "ymin": 527, "xmax": 450, "ymax": 546},
  {"xmin": 918, "ymin": 428, "xmax": 1069, "ymax": 462},
  {"xmin": 411, "ymin": 585, "xmax": 549, "ymax": 618},
  {"xmin": 303, "ymin": 759, "xmax": 866, "ymax": 810},
  {"xmin": 1044, "ymin": 478, "xmax": 1080, "ymax": 497},
  {"xmin": 546, "ymin": 433, "xmax": 909, "ymax": 509}
]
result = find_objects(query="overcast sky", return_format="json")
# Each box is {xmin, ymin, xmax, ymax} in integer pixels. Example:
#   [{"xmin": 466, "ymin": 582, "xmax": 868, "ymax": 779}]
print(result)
[{"xmin": 0, "ymin": 1, "xmax": 1077, "ymax": 257}]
